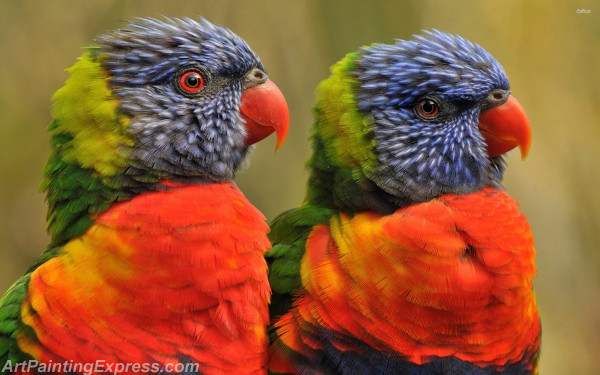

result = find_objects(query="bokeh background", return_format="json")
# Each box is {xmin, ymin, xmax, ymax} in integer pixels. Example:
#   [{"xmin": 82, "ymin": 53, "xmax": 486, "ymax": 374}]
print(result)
[{"xmin": 0, "ymin": 0, "xmax": 598, "ymax": 373}]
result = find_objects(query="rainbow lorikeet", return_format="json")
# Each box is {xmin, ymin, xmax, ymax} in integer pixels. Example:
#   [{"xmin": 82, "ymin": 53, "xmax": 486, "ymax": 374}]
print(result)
[
  {"xmin": 0, "ymin": 17, "xmax": 289, "ymax": 374},
  {"xmin": 267, "ymin": 30, "xmax": 539, "ymax": 374}
]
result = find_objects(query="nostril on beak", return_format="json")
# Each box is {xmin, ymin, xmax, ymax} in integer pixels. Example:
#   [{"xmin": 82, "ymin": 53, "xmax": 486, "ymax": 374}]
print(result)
[
  {"xmin": 253, "ymin": 70, "xmax": 264, "ymax": 80},
  {"xmin": 244, "ymin": 68, "xmax": 268, "ymax": 89},
  {"xmin": 482, "ymin": 89, "xmax": 510, "ymax": 111}
]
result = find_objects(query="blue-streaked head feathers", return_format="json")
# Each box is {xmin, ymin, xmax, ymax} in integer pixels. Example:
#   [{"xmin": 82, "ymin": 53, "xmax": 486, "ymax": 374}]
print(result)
[
  {"xmin": 352, "ymin": 30, "xmax": 512, "ymax": 206},
  {"xmin": 356, "ymin": 29, "xmax": 509, "ymax": 111},
  {"xmin": 95, "ymin": 17, "xmax": 266, "ymax": 182},
  {"xmin": 98, "ymin": 17, "xmax": 263, "ymax": 85},
  {"xmin": 311, "ymin": 30, "xmax": 519, "ymax": 211}
]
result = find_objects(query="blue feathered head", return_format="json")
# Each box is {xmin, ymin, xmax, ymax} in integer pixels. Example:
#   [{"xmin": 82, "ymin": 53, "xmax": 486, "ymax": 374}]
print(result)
[{"xmin": 352, "ymin": 30, "xmax": 530, "ymax": 207}]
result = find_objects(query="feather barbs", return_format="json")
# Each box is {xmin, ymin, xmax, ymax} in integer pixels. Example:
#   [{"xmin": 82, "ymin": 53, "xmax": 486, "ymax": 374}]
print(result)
[
  {"xmin": 51, "ymin": 52, "xmax": 134, "ymax": 177},
  {"xmin": 281, "ymin": 188, "xmax": 539, "ymax": 367},
  {"xmin": 19, "ymin": 183, "xmax": 271, "ymax": 372}
]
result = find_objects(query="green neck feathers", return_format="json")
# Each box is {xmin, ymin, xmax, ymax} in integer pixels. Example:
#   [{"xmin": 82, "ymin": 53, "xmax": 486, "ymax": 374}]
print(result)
[
  {"xmin": 41, "ymin": 50, "xmax": 151, "ymax": 246},
  {"xmin": 305, "ymin": 52, "xmax": 391, "ymax": 213}
]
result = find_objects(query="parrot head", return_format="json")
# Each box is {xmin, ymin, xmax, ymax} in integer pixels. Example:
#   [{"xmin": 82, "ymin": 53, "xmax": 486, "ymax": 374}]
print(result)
[
  {"xmin": 96, "ymin": 17, "xmax": 289, "ymax": 181},
  {"xmin": 50, "ymin": 17, "xmax": 289, "ymax": 185},
  {"xmin": 43, "ymin": 17, "xmax": 289, "ymax": 244},
  {"xmin": 309, "ymin": 29, "xmax": 531, "ymax": 211}
]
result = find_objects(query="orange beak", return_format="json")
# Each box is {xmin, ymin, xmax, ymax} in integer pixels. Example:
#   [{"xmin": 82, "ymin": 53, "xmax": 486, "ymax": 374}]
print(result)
[
  {"xmin": 478, "ymin": 95, "xmax": 531, "ymax": 160},
  {"xmin": 239, "ymin": 80, "xmax": 290, "ymax": 151}
]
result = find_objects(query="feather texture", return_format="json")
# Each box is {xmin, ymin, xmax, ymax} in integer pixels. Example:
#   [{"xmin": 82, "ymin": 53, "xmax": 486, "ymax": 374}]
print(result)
[
  {"xmin": 270, "ymin": 189, "xmax": 539, "ymax": 374},
  {"xmin": 0, "ymin": 17, "xmax": 289, "ymax": 374},
  {"xmin": 21, "ymin": 183, "xmax": 271, "ymax": 374},
  {"xmin": 267, "ymin": 30, "xmax": 537, "ymax": 374}
]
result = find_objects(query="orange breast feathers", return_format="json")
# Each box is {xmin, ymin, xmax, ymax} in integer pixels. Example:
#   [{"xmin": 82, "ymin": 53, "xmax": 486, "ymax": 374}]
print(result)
[
  {"xmin": 282, "ymin": 187, "xmax": 539, "ymax": 367},
  {"xmin": 19, "ymin": 182, "xmax": 271, "ymax": 374}
]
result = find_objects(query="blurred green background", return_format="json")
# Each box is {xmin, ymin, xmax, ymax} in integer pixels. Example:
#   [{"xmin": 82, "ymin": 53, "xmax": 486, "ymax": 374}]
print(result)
[{"xmin": 0, "ymin": 0, "xmax": 598, "ymax": 373}]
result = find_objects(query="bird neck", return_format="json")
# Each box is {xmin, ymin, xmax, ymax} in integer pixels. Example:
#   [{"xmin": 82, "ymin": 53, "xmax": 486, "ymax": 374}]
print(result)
[
  {"xmin": 42, "ymin": 50, "xmax": 145, "ymax": 246},
  {"xmin": 303, "ymin": 53, "xmax": 402, "ymax": 214},
  {"xmin": 304, "ymin": 134, "xmax": 402, "ymax": 214}
]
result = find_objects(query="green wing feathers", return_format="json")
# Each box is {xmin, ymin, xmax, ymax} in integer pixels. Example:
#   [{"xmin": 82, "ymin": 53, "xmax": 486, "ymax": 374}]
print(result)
[
  {"xmin": 266, "ymin": 206, "xmax": 335, "ymax": 320},
  {"xmin": 0, "ymin": 274, "xmax": 34, "ymax": 364}
]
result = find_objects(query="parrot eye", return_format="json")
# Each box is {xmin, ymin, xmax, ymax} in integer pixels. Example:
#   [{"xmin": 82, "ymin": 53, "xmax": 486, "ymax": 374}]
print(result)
[
  {"xmin": 415, "ymin": 98, "xmax": 440, "ymax": 119},
  {"xmin": 175, "ymin": 68, "xmax": 207, "ymax": 96}
]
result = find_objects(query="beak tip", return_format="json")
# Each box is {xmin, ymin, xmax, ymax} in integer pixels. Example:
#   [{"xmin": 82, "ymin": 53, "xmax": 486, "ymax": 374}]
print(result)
[
  {"xmin": 275, "ymin": 120, "xmax": 290, "ymax": 152},
  {"xmin": 519, "ymin": 119, "xmax": 532, "ymax": 161},
  {"xmin": 519, "ymin": 140, "xmax": 531, "ymax": 161}
]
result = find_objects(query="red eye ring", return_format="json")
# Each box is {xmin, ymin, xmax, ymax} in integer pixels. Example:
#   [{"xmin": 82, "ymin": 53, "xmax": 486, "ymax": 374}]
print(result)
[
  {"xmin": 416, "ymin": 98, "xmax": 440, "ymax": 118},
  {"xmin": 179, "ymin": 70, "xmax": 205, "ymax": 93}
]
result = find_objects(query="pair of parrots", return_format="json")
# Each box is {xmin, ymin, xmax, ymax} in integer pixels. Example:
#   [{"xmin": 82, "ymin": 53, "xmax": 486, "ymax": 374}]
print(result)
[{"xmin": 0, "ymin": 17, "xmax": 539, "ymax": 375}]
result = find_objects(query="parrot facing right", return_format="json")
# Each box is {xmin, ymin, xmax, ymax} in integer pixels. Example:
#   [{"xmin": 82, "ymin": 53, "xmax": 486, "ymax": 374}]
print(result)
[
  {"xmin": 0, "ymin": 17, "xmax": 289, "ymax": 375},
  {"xmin": 267, "ymin": 30, "xmax": 539, "ymax": 374}
]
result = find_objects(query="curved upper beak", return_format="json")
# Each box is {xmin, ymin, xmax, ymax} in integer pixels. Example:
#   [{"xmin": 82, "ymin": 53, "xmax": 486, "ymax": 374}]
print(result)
[
  {"xmin": 478, "ymin": 94, "xmax": 531, "ymax": 160},
  {"xmin": 239, "ymin": 72, "xmax": 290, "ymax": 151}
]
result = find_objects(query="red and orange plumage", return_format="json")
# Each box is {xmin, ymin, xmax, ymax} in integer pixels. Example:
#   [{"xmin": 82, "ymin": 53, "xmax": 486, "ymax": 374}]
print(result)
[
  {"xmin": 270, "ymin": 188, "xmax": 539, "ymax": 373},
  {"xmin": 21, "ymin": 183, "xmax": 271, "ymax": 373}
]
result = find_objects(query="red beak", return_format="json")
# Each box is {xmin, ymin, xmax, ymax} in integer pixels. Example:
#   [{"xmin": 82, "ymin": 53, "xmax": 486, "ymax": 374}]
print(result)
[
  {"xmin": 478, "ymin": 95, "xmax": 531, "ymax": 160},
  {"xmin": 239, "ymin": 80, "xmax": 290, "ymax": 151}
]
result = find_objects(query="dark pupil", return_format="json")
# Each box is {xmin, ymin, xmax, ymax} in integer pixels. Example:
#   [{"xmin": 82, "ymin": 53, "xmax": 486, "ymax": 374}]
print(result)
[
  {"xmin": 185, "ymin": 74, "xmax": 200, "ymax": 88},
  {"xmin": 422, "ymin": 100, "xmax": 436, "ymax": 114}
]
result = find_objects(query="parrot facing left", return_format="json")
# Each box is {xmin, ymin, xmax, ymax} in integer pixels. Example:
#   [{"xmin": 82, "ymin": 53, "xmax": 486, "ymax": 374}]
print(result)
[
  {"xmin": 0, "ymin": 17, "xmax": 289, "ymax": 375},
  {"xmin": 267, "ymin": 30, "xmax": 539, "ymax": 374}
]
